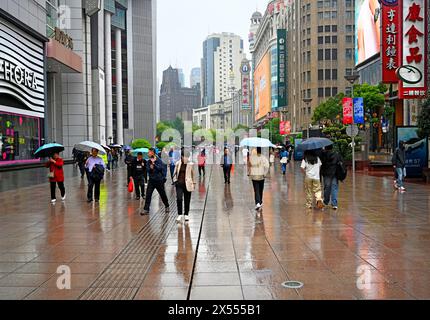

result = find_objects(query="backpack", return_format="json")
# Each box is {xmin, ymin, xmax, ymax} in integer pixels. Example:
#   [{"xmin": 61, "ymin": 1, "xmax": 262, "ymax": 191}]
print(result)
[
  {"xmin": 91, "ymin": 164, "xmax": 105, "ymax": 181},
  {"xmin": 336, "ymin": 160, "xmax": 347, "ymax": 182}
]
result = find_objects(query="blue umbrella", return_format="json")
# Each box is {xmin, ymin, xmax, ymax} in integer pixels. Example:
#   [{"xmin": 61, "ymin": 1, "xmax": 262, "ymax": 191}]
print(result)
[
  {"xmin": 34, "ymin": 143, "xmax": 64, "ymax": 158},
  {"xmin": 240, "ymin": 137, "xmax": 276, "ymax": 148},
  {"xmin": 296, "ymin": 138, "xmax": 333, "ymax": 151},
  {"xmin": 131, "ymin": 148, "xmax": 149, "ymax": 158}
]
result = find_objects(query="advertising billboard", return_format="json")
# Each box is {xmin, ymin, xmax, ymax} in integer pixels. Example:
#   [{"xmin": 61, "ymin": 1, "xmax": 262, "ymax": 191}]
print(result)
[
  {"xmin": 397, "ymin": 127, "xmax": 428, "ymax": 177},
  {"xmin": 355, "ymin": 0, "xmax": 381, "ymax": 65},
  {"xmin": 277, "ymin": 29, "xmax": 287, "ymax": 108},
  {"xmin": 381, "ymin": 0, "xmax": 401, "ymax": 83},
  {"xmin": 254, "ymin": 52, "xmax": 271, "ymax": 121}
]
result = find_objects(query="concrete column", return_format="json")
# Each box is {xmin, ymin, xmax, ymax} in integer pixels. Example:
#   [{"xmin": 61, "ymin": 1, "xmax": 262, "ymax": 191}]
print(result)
[
  {"xmin": 105, "ymin": 11, "xmax": 113, "ymax": 143},
  {"xmin": 115, "ymin": 27, "xmax": 124, "ymax": 145}
]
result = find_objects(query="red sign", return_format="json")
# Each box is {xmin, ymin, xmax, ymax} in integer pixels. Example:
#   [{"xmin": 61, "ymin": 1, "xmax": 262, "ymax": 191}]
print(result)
[
  {"xmin": 280, "ymin": 121, "xmax": 291, "ymax": 135},
  {"xmin": 381, "ymin": 2, "xmax": 401, "ymax": 83},
  {"xmin": 399, "ymin": 0, "xmax": 427, "ymax": 99},
  {"xmin": 342, "ymin": 98, "xmax": 353, "ymax": 125}
]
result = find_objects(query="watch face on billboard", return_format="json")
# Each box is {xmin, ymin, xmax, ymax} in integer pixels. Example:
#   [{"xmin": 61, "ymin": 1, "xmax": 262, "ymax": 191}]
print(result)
[{"xmin": 355, "ymin": 0, "xmax": 381, "ymax": 65}]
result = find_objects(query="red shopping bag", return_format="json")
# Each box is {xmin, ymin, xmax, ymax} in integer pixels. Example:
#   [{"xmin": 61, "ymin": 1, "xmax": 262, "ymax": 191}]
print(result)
[{"xmin": 128, "ymin": 177, "xmax": 134, "ymax": 193}]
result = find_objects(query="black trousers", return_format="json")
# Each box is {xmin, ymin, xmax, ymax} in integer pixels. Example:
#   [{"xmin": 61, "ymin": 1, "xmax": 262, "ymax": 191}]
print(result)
[
  {"xmin": 127, "ymin": 167, "xmax": 133, "ymax": 182},
  {"xmin": 78, "ymin": 162, "xmax": 86, "ymax": 177},
  {"xmin": 144, "ymin": 180, "xmax": 169, "ymax": 211},
  {"xmin": 50, "ymin": 181, "xmax": 65, "ymax": 200},
  {"xmin": 87, "ymin": 174, "xmax": 101, "ymax": 201},
  {"xmin": 176, "ymin": 183, "xmax": 191, "ymax": 216},
  {"xmin": 198, "ymin": 165, "xmax": 205, "ymax": 176},
  {"xmin": 252, "ymin": 180, "xmax": 265, "ymax": 205},
  {"xmin": 223, "ymin": 165, "xmax": 232, "ymax": 183},
  {"xmin": 134, "ymin": 175, "xmax": 146, "ymax": 198}
]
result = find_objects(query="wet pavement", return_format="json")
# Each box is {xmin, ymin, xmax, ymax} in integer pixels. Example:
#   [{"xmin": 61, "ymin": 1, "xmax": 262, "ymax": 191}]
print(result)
[{"xmin": 0, "ymin": 162, "xmax": 429, "ymax": 300}]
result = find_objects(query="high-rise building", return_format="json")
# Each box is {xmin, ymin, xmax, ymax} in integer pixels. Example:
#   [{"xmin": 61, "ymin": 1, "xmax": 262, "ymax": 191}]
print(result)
[
  {"xmin": 190, "ymin": 67, "xmax": 201, "ymax": 88},
  {"xmin": 159, "ymin": 66, "xmax": 201, "ymax": 122},
  {"xmin": 0, "ymin": 0, "xmax": 156, "ymax": 166},
  {"xmin": 201, "ymin": 33, "xmax": 245, "ymax": 106},
  {"xmin": 286, "ymin": 0, "xmax": 356, "ymax": 133},
  {"xmin": 177, "ymin": 68, "xmax": 185, "ymax": 87}
]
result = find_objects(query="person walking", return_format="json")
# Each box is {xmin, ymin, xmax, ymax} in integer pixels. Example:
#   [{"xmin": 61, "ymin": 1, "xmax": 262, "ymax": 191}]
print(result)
[
  {"xmin": 321, "ymin": 145, "xmax": 342, "ymax": 210},
  {"xmin": 124, "ymin": 149, "xmax": 134, "ymax": 185},
  {"xmin": 46, "ymin": 152, "xmax": 66, "ymax": 204},
  {"xmin": 141, "ymin": 148, "xmax": 170, "ymax": 215},
  {"xmin": 75, "ymin": 150, "xmax": 87, "ymax": 178},
  {"xmin": 107, "ymin": 150, "xmax": 113, "ymax": 171},
  {"xmin": 242, "ymin": 147, "xmax": 249, "ymax": 165},
  {"xmin": 248, "ymin": 147, "xmax": 270, "ymax": 211},
  {"xmin": 132, "ymin": 152, "xmax": 147, "ymax": 200},
  {"xmin": 85, "ymin": 148, "xmax": 105, "ymax": 203},
  {"xmin": 301, "ymin": 150, "xmax": 324, "ymax": 209},
  {"xmin": 269, "ymin": 150, "xmax": 275, "ymax": 167},
  {"xmin": 220, "ymin": 148, "xmax": 233, "ymax": 184},
  {"xmin": 173, "ymin": 150, "xmax": 196, "ymax": 223},
  {"xmin": 197, "ymin": 149, "xmax": 206, "ymax": 177},
  {"xmin": 280, "ymin": 148, "xmax": 289, "ymax": 175},
  {"xmin": 392, "ymin": 140, "xmax": 407, "ymax": 192}
]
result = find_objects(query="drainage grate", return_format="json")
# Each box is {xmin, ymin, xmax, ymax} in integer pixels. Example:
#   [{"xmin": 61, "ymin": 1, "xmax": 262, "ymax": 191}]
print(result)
[{"xmin": 282, "ymin": 281, "xmax": 304, "ymax": 289}]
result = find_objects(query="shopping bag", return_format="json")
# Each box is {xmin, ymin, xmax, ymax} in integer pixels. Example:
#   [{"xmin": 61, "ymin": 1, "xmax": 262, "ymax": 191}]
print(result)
[{"xmin": 128, "ymin": 178, "xmax": 134, "ymax": 193}]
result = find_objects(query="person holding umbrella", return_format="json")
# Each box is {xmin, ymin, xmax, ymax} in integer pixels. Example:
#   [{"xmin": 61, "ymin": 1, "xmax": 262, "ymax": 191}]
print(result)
[
  {"xmin": 46, "ymin": 152, "xmax": 66, "ymax": 204},
  {"xmin": 85, "ymin": 148, "xmax": 106, "ymax": 203},
  {"xmin": 321, "ymin": 145, "xmax": 342, "ymax": 209},
  {"xmin": 132, "ymin": 152, "xmax": 147, "ymax": 200},
  {"xmin": 248, "ymin": 147, "xmax": 270, "ymax": 211}
]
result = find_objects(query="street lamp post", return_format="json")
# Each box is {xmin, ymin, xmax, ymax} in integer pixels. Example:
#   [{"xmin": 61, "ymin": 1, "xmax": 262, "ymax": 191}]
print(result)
[
  {"xmin": 344, "ymin": 72, "xmax": 360, "ymax": 175},
  {"xmin": 303, "ymin": 98, "xmax": 312, "ymax": 139}
]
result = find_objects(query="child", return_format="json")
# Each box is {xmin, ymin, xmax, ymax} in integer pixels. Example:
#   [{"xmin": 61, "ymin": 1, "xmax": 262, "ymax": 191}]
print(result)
[{"xmin": 301, "ymin": 150, "xmax": 324, "ymax": 209}]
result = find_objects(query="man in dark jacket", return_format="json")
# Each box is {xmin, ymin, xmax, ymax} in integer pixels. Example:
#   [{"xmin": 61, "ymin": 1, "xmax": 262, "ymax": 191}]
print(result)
[
  {"xmin": 132, "ymin": 152, "xmax": 147, "ymax": 200},
  {"xmin": 141, "ymin": 148, "xmax": 170, "ymax": 215},
  {"xmin": 392, "ymin": 141, "xmax": 407, "ymax": 191},
  {"xmin": 124, "ymin": 150, "xmax": 134, "ymax": 186},
  {"xmin": 321, "ymin": 145, "xmax": 342, "ymax": 209}
]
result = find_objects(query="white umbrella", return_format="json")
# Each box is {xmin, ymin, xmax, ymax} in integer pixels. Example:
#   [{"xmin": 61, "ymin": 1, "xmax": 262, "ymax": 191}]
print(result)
[
  {"xmin": 240, "ymin": 137, "xmax": 276, "ymax": 148},
  {"xmin": 101, "ymin": 144, "xmax": 111, "ymax": 151},
  {"xmin": 74, "ymin": 141, "xmax": 106, "ymax": 155}
]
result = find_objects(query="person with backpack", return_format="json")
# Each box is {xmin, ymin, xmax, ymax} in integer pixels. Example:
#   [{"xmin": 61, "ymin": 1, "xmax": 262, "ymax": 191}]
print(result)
[
  {"xmin": 392, "ymin": 140, "xmax": 407, "ymax": 192},
  {"xmin": 141, "ymin": 148, "xmax": 170, "ymax": 215},
  {"xmin": 321, "ymin": 145, "xmax": 342, "ymax": 210},
  {"xmin": 132, "ymin": 152, "xmax": 147, "ymax": 200},
  {"xmin": 301, "ymin": 150, "xmax": 324, "ymax": 209},
  {"xmin": 46, "ymin": 152, "xmax": 66, "ymax": 204},
  {"xmin": 85, "ymin": 148, "xmax": 105, "ymax": 203}
]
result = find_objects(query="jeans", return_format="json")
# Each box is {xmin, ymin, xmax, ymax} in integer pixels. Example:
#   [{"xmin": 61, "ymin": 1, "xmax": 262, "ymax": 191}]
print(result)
[
  {"xmin": 134, "ymin": 175, "xmax": 146, "ymax": 198},
  {"xmin": 252, "ymin": 180, "xmax": 265, "ymax": 205},
  {"xmin": 78, "ymin": 162, "xmax": 86, "ymax": 177},
  {"xmin": 176, "ymin": 183, "xmax": 192, "ymax": 216},
  {"xmin": 323, "ymin": 176, "xmax": 339, "ymax": 207},
  {"xmin": 396, "ymin": 167, "xmax": 405, "ymax": 188},
  {"xmin": 281, "ymin": 163, "xmax": 287, "ymax": 174},
  {"xmin": 223, "ymin": 165, "xmax": 232, "ymax": 183},
  {"xmin": 144, "ymin": 180, "xmax": 169, "ymax": 211},
  {"xmin": 198, "ymin": 165, "xmax": 205, "ymax": 176},
  {"xmin": 169, "ymin": 164, "xmax": 175, "ymax": 179},
  {"xmin": 50, "ymin": 181, "xmax": 65, "ymax": 200}
]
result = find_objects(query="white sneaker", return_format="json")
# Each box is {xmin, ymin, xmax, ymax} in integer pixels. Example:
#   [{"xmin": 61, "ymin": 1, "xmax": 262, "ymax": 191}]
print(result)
[
  {"xmin": 255, "ymin": 203, "xmax": 261, "ymax": 210},
  {"xmin": 184, "ymin": 215, "xmax": 189, "ymax": 221},
  {"xmin": 400, "ymin": 187, "xmax": 406, "ymax": 191},
  {"xmin": 61, "ymin": 194, "xmax": 66, "ymax": 201},
  {"xmin": 176, "ymin": 215, "xmax": 184, "ymax": 223},
  {"xmin": 51, "ymin": 199, "xmax": 56, "ymax": 204}
]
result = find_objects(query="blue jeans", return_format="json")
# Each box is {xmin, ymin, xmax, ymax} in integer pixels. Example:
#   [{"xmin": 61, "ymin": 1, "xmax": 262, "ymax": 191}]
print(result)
[
  {"xmin": 323, "ymin": 176, "xmax": 338, "ymax": 207},
  {"xmin": 281, "ymin": 163, "xmax": 287, "ymax": 174},
  {"xmin": 396, "ymin": 167, "xmax": 405, "ymax": 188}
]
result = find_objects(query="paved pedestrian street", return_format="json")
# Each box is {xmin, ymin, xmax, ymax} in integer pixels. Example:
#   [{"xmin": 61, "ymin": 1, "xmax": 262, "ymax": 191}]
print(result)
[{"xmin": 0, "ymin": 163, "xmax": 430, "ymax": 300}]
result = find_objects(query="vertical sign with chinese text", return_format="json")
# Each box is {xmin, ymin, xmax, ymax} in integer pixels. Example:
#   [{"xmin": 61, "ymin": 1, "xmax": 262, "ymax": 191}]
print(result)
[
  {"xmin": 353, "ymin": 97, "xmax": 365, "ymax": 124},
  {"xmin": 381, "ymin": 1, "xmax": 401, "ymax": 83},
  {"xmin": 342, "ymin": 98, "xmax": 353, "ymax": 125},
  {"xmin": 399, "ymin": 0, "xmax": 427, "ymax": 99},
  {"xmin": 277, "ymin": 29, "xmax": 287, "ymax": 108},
  {"xmin": 240, "ymin": 59, "xmax": 251, "ymax": 110}
]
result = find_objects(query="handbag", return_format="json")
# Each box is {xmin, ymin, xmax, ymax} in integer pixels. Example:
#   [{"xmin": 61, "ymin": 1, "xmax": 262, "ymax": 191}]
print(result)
[
  {"xmin": 128, "ymin": 177, "xmax": 134, "ymax": 193},
  {"xmin": 280, "ymin": 157, "xmax": 288, "ymax": 164},
  {"xmin": 47, "ymin": 172, "xmax": 55, "ymax": 179}
]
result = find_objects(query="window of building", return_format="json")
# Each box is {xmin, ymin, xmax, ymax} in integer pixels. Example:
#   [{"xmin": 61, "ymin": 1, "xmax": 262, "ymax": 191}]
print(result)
[
  {"xmin": 324, "ymin": 0, "xmax": 331, "ymax": 7},
  {"xmin": 331, "ymin": 11, "xmax": 337, "ymax": 18},
  {"xmin": 325, "ymin": 69, "xmax": 331, "ymax": 80},
  {"xmin": 307, "ymin": 27, "xmax": 311, "ymax": 35},
  {"xmin": 332, "ymin": 48, "xmax": 338, "ymax": 60},
  {"xmin": 346, "ymin": 11, "xmax": 353, "ymax": 19},
  {"xmin": 345, "ymin": 0, "xmax": 352, "ymax": 7},
  {"xmin": 318, "ymin": 25, "xmax": 324, "ymax": 33},
  {"xmin": 325, "ymin": 87, "xmax": 331, "ymax": 97},
  {"xmin": 318, "ymin": 12, "xmax": 324, "ymax": 20},
  {"xmin": 324, "ymin": 11, "xmax": 331, "ymax": 19},
  {"xmin": 346, "ymin": 68, "xmax": 352, "ymax": 76},
  {"xmin": 318, "ymin": 69, "xmax": 324, "ymax": 80},
  {"xmin": 325, "ymin": 36, "xmax": 331, "ymax": 43},
  {"xmin": 346, "ymin": 25, "xmax": 353, "ymax": 32},
  {"xmin": 325, "ymin": 48, "xmax": 331, "ymax": 60},
  {"xmin": 332, "ymin": 0, "xmax": 337, "ymax": 7},
  {"xmin": 307, "ymin": 71, "xmax": 311, "ymax": 82},
  {"xmin": 318, "ymin": 36, "xmax": 324, "ymax": 44},
  {"xmin": 332, "ymin": 25, "xmax": 337, "ymax": 32},
  {"xmin": 346, "ymin": 35, "xmax": 353, "ymax": 43},
  {"xmin": 307, "ymin": 51, "xmax": 311, "ymax": 63},
  {"xmin": 318, "ymin": 49, "xmax": 324, "ymax": 60},
  {"xmin": 332, "ymin": 87, "xmax": 338, "ymax": 95},
  {"xmin": 332, "ymin": 69, "xmax": 338, "ymax": 80},
  {"xmin": 325, "ymin": 25, "xmax": 331, "ymax": 32},
  {"xmin": 318, "ymin": 0, "xmax": 323, "ymax": 8},
  {"xmin": 345, "ymin": 48, "xmax": 353, "ymax": 60},
  {"xmin": 318, "ymin": 87, "xmax": 324, "ymax": 97},
  {"xmin": 307, "ymin": 89, "xmax": 311, "ymax": 98},
  {"xmin": 332, "ymin": 35, "xmax": 337, "ymax": 43},
  {"xmin": 307, "ymin": 14, "xmax": 311, "ymax": 22},
  {"xmin": 307, "ymin": 38, "xmax": 311, "ymax": 46}
]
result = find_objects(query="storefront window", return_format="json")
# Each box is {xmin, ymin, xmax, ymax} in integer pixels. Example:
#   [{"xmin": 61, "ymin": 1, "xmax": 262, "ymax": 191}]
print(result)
[{"xmin": 0, "ymin": 112, "xmax": 40, "ymax": 164}]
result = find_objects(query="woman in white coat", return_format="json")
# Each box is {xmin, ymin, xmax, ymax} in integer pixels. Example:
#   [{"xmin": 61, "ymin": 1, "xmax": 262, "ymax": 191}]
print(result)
[{"xmin": 173, "ymin": 150, "xmax": 196, "ymax": 223}]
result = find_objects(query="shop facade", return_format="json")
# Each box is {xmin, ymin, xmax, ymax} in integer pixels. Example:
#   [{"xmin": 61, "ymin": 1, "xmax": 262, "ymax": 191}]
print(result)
[{"xmin": 0, "ymin": 10, "xmax": 48, "ymax": 166}]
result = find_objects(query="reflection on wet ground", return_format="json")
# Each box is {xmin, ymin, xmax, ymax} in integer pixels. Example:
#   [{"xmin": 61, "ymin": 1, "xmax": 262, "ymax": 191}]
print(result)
[{"xmin": 0, "ymin": 162, "xmax": 429, "ymax": 300}]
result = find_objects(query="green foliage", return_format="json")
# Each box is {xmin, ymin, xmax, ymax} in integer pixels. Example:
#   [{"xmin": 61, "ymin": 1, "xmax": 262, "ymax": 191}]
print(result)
[
  {"xmin": 156, "ymin": 141, "xmax": 177, "ymax": 150},
  {"xmin": 352, "ymin": 83, "xmax": 387, "ymax": 121},
  {"xmin": 234, "ymin": 124, "xmax": 249, "ymax": 132},
  {"xmin": 156, "ymin": 117, "xmax": 185, "ymax": 138},
  {"xmin": 417, "ymin": 100, "xmax": 430, "ymax": 139},
  {"xmin": 131, "ymin": 138, "xmax": 152, "ymax": 149},
  {"xmin": 263, "ymin": 118, "xmax": 284, "ymax": 144},
  {"xmin": 322, "ymin": 124, "xmax": 362, "ymax": 161},
  {"xmin": 312, "ymin": 94, "xmax": 344, "ymax": 123}
]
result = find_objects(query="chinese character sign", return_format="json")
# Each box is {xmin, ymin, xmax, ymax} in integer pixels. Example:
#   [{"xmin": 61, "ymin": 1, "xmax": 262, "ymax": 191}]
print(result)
[
  {"xmin": 342, "ymin": 98, "xmax": 353, "ymax": 125},
  {"xmin": 279, "ymin": 121, "xmax": 291, "ymax": 135},
  {"xmin": 353, "ymin": 98, "xmax": 365, "ymax": 124},
  {"xmin": 381, "ymin": 1, "xmax": 400, "ymax": 83},
  {"xmin": 240, "ymin": 59, "xmax": 251, "ymax": 110},
  {"xmin": 277, "ymin": 29, "xmax": 287, "ymax": 107},
  {"xmin": 399, "ymin": 0, "xmax": 427, "ymax": 99}
]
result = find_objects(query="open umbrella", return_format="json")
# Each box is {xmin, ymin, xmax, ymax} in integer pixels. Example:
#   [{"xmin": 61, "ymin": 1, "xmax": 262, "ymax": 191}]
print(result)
[
  {"xmin": 240, "ymin": 137, "xmax": 276, "ymax": 148},
  {"xmin": 74, "ymin": 141, "xmax": 106, "ymax": 155},
  {"xmin": 109, "ymin": 144, "xmax": 122, "ymax": 149},
  {"xmin": 131, "ymin": 148, "xmax": 149, "ymax": 158},
  {"xmin": 296, "ymin": 137, "xmax": 333, "ymax": 152},
  {"xmin": 34, "ymin": 143, "xmax": 64, "ymax": 158},
  {"xmin": 101, "ymin": 144, "xmax": 111, "ymax": 151}
]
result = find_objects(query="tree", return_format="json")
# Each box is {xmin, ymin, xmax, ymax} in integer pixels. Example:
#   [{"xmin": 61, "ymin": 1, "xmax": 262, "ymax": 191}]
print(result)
[
  {"xmin": 352, "ymin": 83, "xmax": 387, "ymax": 121},
  {"xmin": 312, "ymin": 94, "xmax": 344, "ymax": 123},
  {"xmin": 234, "ymin": 124, "xmax": 249, "ymax": 132},
  {"xmin": 131, "ymin": 138, "xmax": 152, "ymax": 149},
  {"xmin": 322, "ymin": 124, "xmax": 361, "ymax": 161},
  {"xmin": 417, "ymin": 100, "xmax": 430, "ymax": 139},
  {"xmin": 263, "ymin": 118, "xmax": 283, "ymax": 144}
]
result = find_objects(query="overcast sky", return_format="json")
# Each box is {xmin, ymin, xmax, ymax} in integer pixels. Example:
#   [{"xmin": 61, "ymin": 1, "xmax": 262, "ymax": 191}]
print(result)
[{"xmin": 157, "ymin": 0, "xmax": 269, "ymax": 88}]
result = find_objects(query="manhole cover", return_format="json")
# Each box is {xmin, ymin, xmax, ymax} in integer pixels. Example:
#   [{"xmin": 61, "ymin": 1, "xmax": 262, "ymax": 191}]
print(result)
[{"xmin": 282, "ymin": 281, "xmax": 303, "ymax": 289}]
